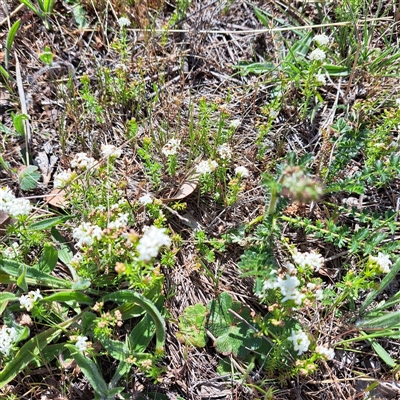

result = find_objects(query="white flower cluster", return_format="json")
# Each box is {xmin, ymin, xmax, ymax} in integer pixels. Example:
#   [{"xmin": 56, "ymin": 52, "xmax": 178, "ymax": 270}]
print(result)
[
  {"xmin": 101, "ymin": 144, "xmax": 123, "ymax": 159},
  {"xmin": 117, "ymin": 17, "xmax": 131, "ymax": 28},
  {"xmin": 108, "ymin": 212, "xmax": 129, "ymax": 230},
  {"xmin": 0, "ymin": 326, "xmax": 18, "ymax": 356},
  {"xmin": 316, "ymin": 344, "xmax": 335, "ymax": 360},
  {"xmin": 162, "ymin": 139, "xmax": 181, "ymax": 156},
  {"xmin": 75, "ymin": 335, "xmax": 89, "ymax": 352},
  {"xmin": 138, "ymin": 193, "xmax": 153, "ymax": 205},
  {"xmin": 3, "ymin": 242, "xmax": 20, "ymax": 259},
  {"xmin": 315, "ymin": 71, "xmax": 326, "ymax": 85},
  {"xmin": 234, "ymin": 166, "xmax": 250, "ymax": 178},
  {"xmin": 217, "ymin": 143, "xmax": 232, "ymax": 160},
  {"xmin": 54, "ymin": 169, "xmax": 75, "ymax": 188},
  {"xmin": 71, "ymin": 153, "xmax": 97, "ymax": 170},
  {"xmin": 293, "ymin": 249, "xmax": 324, "ymax": 272},
  {"xmin": 261, "ymin": 272, "xmax": 305, "ymax": 305},
  {"xmin": 370, "ymin": 252, "xmax": 392, "ymax": 273},
  {"xmin": 19, "ymin": 289, "xmax": 43, "ymax": 312},
  {"xmin": 307, "ymin": 282, "xmax": 323, "ymax": 301},
  {"xmin": 287, "ymin": 329, "xmax": 310, "ymax": 355},
  {"xmin": 72, "ymin": 222, "xmax": 103, "ymax": 248},
  {"xmin": 309, "ymin": 48, "xmax": 326, "ymax": 62},
  {"xmin": 313, "ymin": 34, "xmax": 330, "ymax": 46},
  {"xmin": 0, "ymin": 187, "xmax": 32, "ymax": 217},
  {"xmin": 137, "ymin": 226, "xmax": 171, "ymax": 262},
  {"xmin": 195, "ymin": 159, "xmax": 218, "ymax": 175}
]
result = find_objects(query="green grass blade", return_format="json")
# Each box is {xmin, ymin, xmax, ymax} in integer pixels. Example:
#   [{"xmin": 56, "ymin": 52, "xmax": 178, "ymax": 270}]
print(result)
[
  {"xmin": 19, "ymin": 0, "xmax": 42, "ymax": 18},
  {"xmin": 42, "ymin": 291, "xmax": 93, "ymax": 304},
  {"xmin": 5, "ymin": 19, "xmax": 21, "ymax": 70}
]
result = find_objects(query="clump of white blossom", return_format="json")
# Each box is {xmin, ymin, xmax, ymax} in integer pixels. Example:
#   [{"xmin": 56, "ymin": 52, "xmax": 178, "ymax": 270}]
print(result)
[
  {"xmin": 54, "ymin": 169, "xmax": 75, "ymax": 188},
  {"xmin": 72, "ymin": 222, "xmax": 103, "ymax": 248},
  {"xmin": 136, "ymin": 226, "xmax": 171, "ymax": 262},
  {"xmin": 75, "ymin": 335, "xmax": 89, "ymax": 352},
  {"xmin": 195, "ymin": 159, "xmax": 218, "ymax": 175},
  {"xmin": 117, "ymin": 17, "xmax": 130, "ymax": 28},
  {"xmin": 162, "ymin": 139, "xmax": 181, "ymax": 156},
  {"xmin": 292, "ymin": 249, "xmax": 324, "ymax": 272},
  {"xmin": 71, "ymin": 153, "xmax": 97, "ymax": 170},
  {"xmin": 108, "ymin": 212, "xmax": 129, "ymax": 230},
  {"xmin": 0, "ymin": 326, "xmax": 18, "ymax": 356},
  {"xmin": 287, "ymin": 329, "xmax": 310, "ymax": 355},
  {"xmin": 19, "ymin": 289, "xmax": 43, "ymax": 312},
  {"xmin": 316, "ymin": 345, "xmax": 335, "ymax": 360},
  {"xmin": 369, "ymin": 252, "xmax": 392, "ymax": 274},
  {"xmin": 138, "ymin": 193, "xmax": 153, "ymax": 205},
  {"xmin": 315, "ymin": 71, "xmax": 326, "ymax": 85},
  {"xmin": 217, "ymin": 143, "xmax": 232, "ymax": 160},
  {"xmin": 0, "ymin": 187, "xmax": 32, "ymax": 217},
  {"xmin": 313, "ymin": 34, "xmax": 330, "ymax": 46},
  {"xmin": 234, "ymin": 166, "xmax": 250, "ymax": 178},
  {"xmin": 101, "ymin": 144, "xmax": 123, "ymax": 159},
  {"xmin": 309, "ymin": 48, "xmax": 326, "ymax": 62},
  {"xmin": 3, "ymin": 242, "xmax": 20, "ymax": 259}
]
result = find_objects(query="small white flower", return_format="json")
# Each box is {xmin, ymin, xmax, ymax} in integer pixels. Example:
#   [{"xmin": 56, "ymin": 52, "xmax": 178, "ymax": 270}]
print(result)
[
  {"xmin": 217, "ymin": 143, "xmax": 232, "ymax": 160},
  {"xmin": 162, "ymin": 139, "xmax": 181, "ymax": 156},
  {"xmin": 293, "ymin": 250, "xmax": 324, "ymax": 272},
  {"xmin": 229, "ymin": 119, "xmax": 241, "ymax": 128},
  {"xmin": 309, "ymin": 48, "xmax": 326, "ymax": 62},
  {"xmin": 234, "ymin": 166, "xmax": 250, "ymax": 178},
  {"xmin": 370, "ymin": 252, "xmax": 392, "ymax": 273},
  {"xmin": 71, "ymin": 153, "xmax": 97, "ymax": 170},
  {"xmin": 108, "ymin": 213, "xmax": 129, "ymax": 230},
  {"xmin": 277, "ymin": 275, "xmax": 304, "ymax": 305},
  {"xmin": 7, "ymin": 198, "xmax": 32, "ymax": 217},
  {"xmin": 0, "ymin": 326, "xmax": 18, "ymax": 356},
  {"xmin": 138, "ymin": 194, "xmax": 153, "ymax": 205},
  {"xmin": 101, "ymin": 144, "xmax": 122, "ymax": 159},
  {"xmin": 195, "ymin": 159, "xmax": 218, "ymax": 175},
  {"xmin": 72, "ymin": 222, "xmax": 103, "ymax": 248},
  {"xmin": 315, "ymin": 71, "xmax": 326, "ymax": 85},
  {"xmin": 75, "ymin": 335, "xmax": 88, "ymax": 352},
  {"xmin": 3, "ymin": 242, "xmax": 19, "ymax": 259},
  {"xmin": 316, "ymin": 345, "xmax": 335, "ymax": 360},
  {"xmin": 396, "ymin": 98, "xmax": 400, "ymax": 107},
  {"xmin": 117, "ymin": 17, "xmax": 131, "ymax": 28},
  {"xmin": 313, "ymin": 34, "xmax": 330, "ymax": 46},
  {"xmin": 0, "ymin": 187, "xmax": 15, "ymax": 212},
  {"xmin": 137, "ymin": 226, "xmax": 171, "ymax": 262},
  {"xmin": 54, "ymin": 169, "xmax": 75, "ymax": 188},
  {"xmin": 71, "ymin": 252, "xmax": 83, "ymax": 266},
  {"xmin": 287, "ymin": 329, "xmax": 310, "ymax": 355},
  {"xmin": 19, "ymin": 290, "xmax": 42, "ymax": 312},
  {"xmin": 315, "ymin": 288, "xmax": 323, "ymax": 301}
]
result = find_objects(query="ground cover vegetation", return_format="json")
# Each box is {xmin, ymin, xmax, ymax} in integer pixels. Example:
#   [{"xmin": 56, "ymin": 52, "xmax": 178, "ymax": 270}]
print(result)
[{"xmin": 0, "ymin": 0, "xmax": 400, "ymax": 399}]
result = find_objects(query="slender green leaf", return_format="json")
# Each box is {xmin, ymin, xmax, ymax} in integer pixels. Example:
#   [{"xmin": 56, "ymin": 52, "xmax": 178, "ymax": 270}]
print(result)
[
  {"xmin": 42, "ymin": 291, "xmax": 93, "ymax": 304},
  {"xmin": 65, "ymin": 345, "xmax": 109, "ymax": 397},
  {"xmin": 356, "ymin": 312, "xmax": 400, "ymax": 330},
  {"xmin": 0, "ymin": 314, "xmax": 80, "ymax": 387},
  {"xmin": 359, "ymin": 257, "xmax": 400, "ymax": 314},
  {"xmin": 12, "ymin": 112, "xmax": 29, "ymax": 136},
  {"xmin": 29, "ymin": 216, "xmax": 71, "ymax": 231},
  {"xmin": 101, "ymin": 291, "xmax": 165, "ymax": 353},
  {"xmin": 17, "ymin": 264, "xmax": 28, "ymax": 292},
  {"xmin": 19, "ymin": 0, "xmax": 42, "ymax": 17},
  {"xmin": 36, "ymin": 243, "xmax": 58, "ymax": 273},
  {"xmin": 5, "ymin": 20, "xmax": 21, "ymax": 70}
]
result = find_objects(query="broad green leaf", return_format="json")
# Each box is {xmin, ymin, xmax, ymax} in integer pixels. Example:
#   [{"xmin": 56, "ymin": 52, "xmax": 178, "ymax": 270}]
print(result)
[
  {"xmin": 51, "ymin": 227, "xmax": 73, "ymax": 264},
  {"xmin": 11, "ymin": 112, "xmax": 29, "ymax": 137},
  {"xmin": 207, "ymin": 292, "xmax": 261, "ymax": 359},
  {"xmin": 65, "ymin": 344, "xmax": 109, "ymax": 397},
  {"xmin": 39, "ymin": 45, "xmax": 53, "ymax": 65},
  {"xmin": 18, "ymin": 165, "xmax": 40, "ymax": 191},
  {"xmin": 36, "ymin": 243, "xmax": 58, "ymax": 273},
  {"xmin": 176, "ymin": 304, "xmax": 208, "ymax": 348},
  {"xmin": 29, "ymin": 216, "xmax": 70, "ymax": 231},
  {"xmin": 128, "ymin": 313, "xmax": 156, "ymax": 353},
  {"xmin": 5, "ymin": 19, "xmax": 21, "ymax": 70},
  {"xmin": 0, "ymin": 259, "xmax": 72, "ymax": 288},
  {"xmin": 0, "ymin": 293, "xmax": 17, "ymax": 302},
  {"xmin": 101, "ymin": 291, "xmax": 165, "ymax": 354}
]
